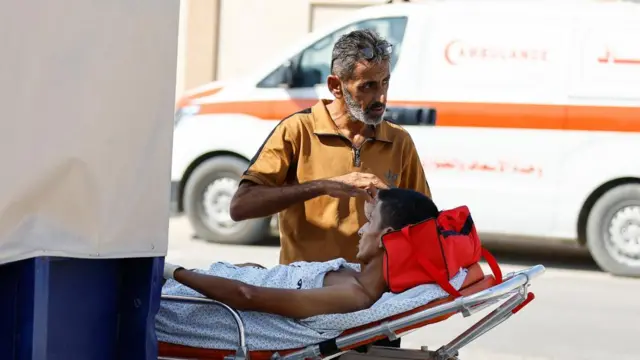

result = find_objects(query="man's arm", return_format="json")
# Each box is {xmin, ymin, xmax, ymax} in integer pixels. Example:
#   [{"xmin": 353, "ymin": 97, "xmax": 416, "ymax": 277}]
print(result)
[
  {"xmin": 230, "ymin": 119, "xmax": 377, "ymax": 219},
  {"xmin": 399, "ymin": 135, "xmax": 432, "ymax": 198},
  {"xmin": 232, "ymin": 177, "xmax": 379, "ymax": 221},
  {"xmin": 172, "ymin": 268, "xmax": 374, "ymax": 319},
  {"xmin": 230, "ymin": 180, "xmax": 327, "ymax": 221},
  {"xmin": 229, "ymin": 118, "xmax": 333, "ymax": 221},
  {"xmin": 230, "ymin": 117, "xmax": 379, "ymax": 221}
]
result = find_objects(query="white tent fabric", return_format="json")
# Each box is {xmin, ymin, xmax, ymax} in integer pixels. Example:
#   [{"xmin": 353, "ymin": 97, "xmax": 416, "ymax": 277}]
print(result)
[{"xmin": 0, "ymin": 0, "xmax": 180, "ymax": 265}]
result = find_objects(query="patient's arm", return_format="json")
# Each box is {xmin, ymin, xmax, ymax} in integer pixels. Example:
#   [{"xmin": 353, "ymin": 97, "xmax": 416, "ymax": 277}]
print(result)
[{"xmin": 173, "ymin": 269, "xmax": 374, "ymax": 319}]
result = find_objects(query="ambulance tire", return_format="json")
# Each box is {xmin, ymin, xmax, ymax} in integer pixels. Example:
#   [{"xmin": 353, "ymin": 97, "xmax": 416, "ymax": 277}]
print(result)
[
  {"xmin": 183, "ymin": 156, "xmax": 270, "ymax": 245},
  {"xmin": 586, "ymin": 183, "xmax": 640, "ymax": 278}
]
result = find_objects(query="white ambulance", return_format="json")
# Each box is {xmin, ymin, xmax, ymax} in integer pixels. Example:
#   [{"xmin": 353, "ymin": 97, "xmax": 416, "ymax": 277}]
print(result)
[{"xmin": 170, "ymin": 1, "xmax": 640, "ymax": 276}]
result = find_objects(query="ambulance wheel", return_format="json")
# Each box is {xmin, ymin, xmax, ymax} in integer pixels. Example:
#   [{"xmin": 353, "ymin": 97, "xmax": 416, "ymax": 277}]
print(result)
[
  {"xmin": 183, "ymin": 156, "xmax": 270, "ymax": 245},
  {"xmin": 586, "ymin": 183, "xmax": 640, "ymax": 277}
]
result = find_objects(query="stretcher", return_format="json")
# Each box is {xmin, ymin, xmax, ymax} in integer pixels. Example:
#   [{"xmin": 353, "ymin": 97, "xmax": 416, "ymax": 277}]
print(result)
[{"xmin": 156, "ymin": 263, "xmax": 544, "ymax": 360}]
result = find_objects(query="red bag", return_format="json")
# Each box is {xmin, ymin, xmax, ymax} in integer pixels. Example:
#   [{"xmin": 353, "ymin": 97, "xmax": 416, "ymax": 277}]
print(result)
[{"xmin": 381, "ymin": 206, "xmax": 502, "ymax": 297}]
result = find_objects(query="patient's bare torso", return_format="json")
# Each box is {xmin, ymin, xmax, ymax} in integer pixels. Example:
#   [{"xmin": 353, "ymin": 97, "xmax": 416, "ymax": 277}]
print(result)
[{"xmin": 322, "ymin": 267, "xmax": 360, "ymax": 287}]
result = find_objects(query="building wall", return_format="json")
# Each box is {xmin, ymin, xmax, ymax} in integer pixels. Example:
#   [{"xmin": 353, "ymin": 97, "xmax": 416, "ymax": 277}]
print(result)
[
  {"xmin": 173, "ymin": 0, "xmax": 620, "ymax": 101},
  {"xmin": 174, "ymin": 0, "xmax": 220, "ymax": 100},
  {"xmin": 174, "ymin": 0, "xmax": 395, "ymax": 100},
  {"xmin": 216, "ymin": 0, "xmax": 310, "ymax": 82}
]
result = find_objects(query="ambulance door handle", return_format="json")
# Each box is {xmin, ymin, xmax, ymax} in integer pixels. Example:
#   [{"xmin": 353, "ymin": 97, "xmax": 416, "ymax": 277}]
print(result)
[
  {"xmin": 421, "ymin": 108, "xmax": 437, "ymax": 126},
  {"xmin": 383, "ymin": 106, "xmax": 437, "ymax": 126}
]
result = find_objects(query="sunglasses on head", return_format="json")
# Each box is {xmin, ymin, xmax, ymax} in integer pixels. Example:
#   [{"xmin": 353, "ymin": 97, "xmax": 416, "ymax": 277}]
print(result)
[
  {"xmin": 331, "ymin": 43, "xmax": 394, "ymax": 70},
  {"xmin": 360, "ymin": 43, "xmax": 393, "ymax": 59}
]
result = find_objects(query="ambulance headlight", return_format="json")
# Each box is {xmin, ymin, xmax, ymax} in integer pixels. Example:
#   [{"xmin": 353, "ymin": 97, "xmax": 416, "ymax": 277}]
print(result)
[{"xmin": 174, "ymin": 105, "xmax": 200, "ymax": 128}]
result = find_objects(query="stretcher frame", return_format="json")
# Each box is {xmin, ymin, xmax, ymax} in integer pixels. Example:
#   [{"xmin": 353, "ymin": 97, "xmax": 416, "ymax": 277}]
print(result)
[{"xmin": 157, "ymin": 264, "xmax": 544, "ymax": 360}]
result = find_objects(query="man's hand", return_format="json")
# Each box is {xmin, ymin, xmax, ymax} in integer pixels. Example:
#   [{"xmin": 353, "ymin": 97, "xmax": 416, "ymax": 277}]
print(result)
[
  {"xmin": 322, "ymin": 180, "xmax": 373, "ymax": 201},
  {"xmin": 320, "ymin": 172, "xmax": 388, "ymax": 202},
  {"xmin": 330, "ymin": 172, "xmax": 389, "ymax": 190}
]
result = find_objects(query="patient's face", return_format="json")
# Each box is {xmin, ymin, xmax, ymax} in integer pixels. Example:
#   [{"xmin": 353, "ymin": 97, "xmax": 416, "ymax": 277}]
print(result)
[{"xmin": 356, "ymin": 199, "xmax": 389, "ymax": 263}]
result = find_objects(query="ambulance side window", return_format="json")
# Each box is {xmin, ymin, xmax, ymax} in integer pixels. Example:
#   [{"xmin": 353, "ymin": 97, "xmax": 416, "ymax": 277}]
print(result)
[{"xmin": 257, "ymin": 16, "xmax": 408, "ymax": 88}]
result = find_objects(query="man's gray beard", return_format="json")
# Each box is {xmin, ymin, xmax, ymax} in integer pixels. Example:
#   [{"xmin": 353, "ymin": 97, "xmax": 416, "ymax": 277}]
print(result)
[{"xmin": 344, "ymin": 88, "xmax": 384, "ymax": 126}]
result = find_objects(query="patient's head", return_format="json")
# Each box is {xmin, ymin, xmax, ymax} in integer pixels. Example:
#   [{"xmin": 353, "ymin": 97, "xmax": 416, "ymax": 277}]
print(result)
[{"xmin": 356, "ymin": 188, "xmax": 439, "ymax": 262}]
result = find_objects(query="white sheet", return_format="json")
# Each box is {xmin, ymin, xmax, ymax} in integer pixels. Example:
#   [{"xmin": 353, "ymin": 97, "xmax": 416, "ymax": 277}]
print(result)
[
  {"xmin": 0, "ymin": 0, "xmax": 179, "ymax": 265},
  {"xmin": 156, "ymin": 259, "xmax": 468, "ymax": 350}
]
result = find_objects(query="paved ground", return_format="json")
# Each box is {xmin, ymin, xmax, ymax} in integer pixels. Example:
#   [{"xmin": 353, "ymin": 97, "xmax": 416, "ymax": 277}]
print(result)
[{"xmin": 166, "ymin": 216, "xmax": 640, "ymax": 360}]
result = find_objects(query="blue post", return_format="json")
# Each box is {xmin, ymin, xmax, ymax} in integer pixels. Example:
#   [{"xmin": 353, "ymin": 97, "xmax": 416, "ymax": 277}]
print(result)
[{"xmin": 0, "ymin": 256, "xmax": 165, "ymax": 360}]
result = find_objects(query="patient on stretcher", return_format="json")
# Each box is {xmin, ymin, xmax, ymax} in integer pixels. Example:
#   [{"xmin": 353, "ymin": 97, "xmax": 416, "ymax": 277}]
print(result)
[
  {"xmin": 157, "ymin": 187, "xmax": 478, "ymax": 350},
  {"xmin": 161, "ymin": 188, "xmax": 440, "ymax": 320}
]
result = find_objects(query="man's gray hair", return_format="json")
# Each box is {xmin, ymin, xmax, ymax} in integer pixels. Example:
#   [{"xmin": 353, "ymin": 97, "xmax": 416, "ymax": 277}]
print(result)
[{"xmin": 330, "ymin": 29, "xmax": 392, "ymax": 81}]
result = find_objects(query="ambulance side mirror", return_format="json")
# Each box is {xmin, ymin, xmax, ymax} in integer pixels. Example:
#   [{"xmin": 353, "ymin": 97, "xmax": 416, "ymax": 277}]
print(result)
[
  {"xmin": 257, "ymin": 59, "xmax": 297, "ymax": 89},
  {"xmin": 271, "ymin": 60, "xmax": 296, "ymax": 89},
  {"xmin": 280, "ymin": 60, "xmax": 296, "ymax": 89},
  {"xmin": 281, "ymin": 60, "xmax": 295, "ymax": 88}
]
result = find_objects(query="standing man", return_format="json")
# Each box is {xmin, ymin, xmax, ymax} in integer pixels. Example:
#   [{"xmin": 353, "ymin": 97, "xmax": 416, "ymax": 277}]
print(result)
[
  {"xmin": 230, "ymin": 29, "xmax": 430, "ymax": 347},
  {"xmin": 230, "ymin": 28, "xmax": 431, "ymax": 264}
]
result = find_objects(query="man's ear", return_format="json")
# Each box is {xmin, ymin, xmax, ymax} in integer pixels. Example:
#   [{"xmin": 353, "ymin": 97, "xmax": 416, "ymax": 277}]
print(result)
[
  {"xmin": 327, "ymin": 75, "xmax": 343, "ymax": 98},
  {"xmin": 377, "ymin": 227, "xmax": 395, "ymax": 248}
]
